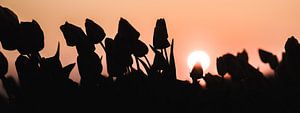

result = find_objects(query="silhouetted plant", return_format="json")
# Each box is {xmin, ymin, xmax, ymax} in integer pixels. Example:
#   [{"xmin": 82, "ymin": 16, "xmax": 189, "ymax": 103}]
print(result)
[
  {"xmin": 0, "ymin": 6, "xmax": 19, "ymax": 50},
  {"xmin": 60, "ymin": 22, "xmax": 85, "ymax": 47},
  {"xmin": 153, "ymin": 18, "xmax": 170, "ymax": 49},
  {"xmin": 102, "ymin": 18, "xmax": 151, "ymax": 77},
  {"xmin": 190, "ymin": 63, "xmax": 203, "ymax": 83},
  {"xmin": 217, "ymin": 53, "xmax": 245, "ymax": 81},
  {"xmin": 85, "ymin": 18, "xmax": 106, "ymax": 44},
  {"xmin": 147, "ymin": 18, "xmax": 176, "ymax": 81},
  {"xmin": 60, "ymin": 20, "xmax": 105, "ymax": 87},
  {"xmin": 17, "ymin": 20, "xmax": 44, "ymax": 55},
  {"xmin": 259, "ymin": 49, "xmax": 279, "ymax": 70},
  {"xmin": 237, "ymin": 49, "xmax": 248, "ymax": 62},
  {"xmin": 153, "ymin": 18, "xmax": 170, "ymax": 61}
]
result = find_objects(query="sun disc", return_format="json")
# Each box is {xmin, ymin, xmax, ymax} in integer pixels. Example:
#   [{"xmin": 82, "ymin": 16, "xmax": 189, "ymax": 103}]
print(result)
[{"xmin": 187, "ymin": 50, "xmax": 210, "ymax": 72}]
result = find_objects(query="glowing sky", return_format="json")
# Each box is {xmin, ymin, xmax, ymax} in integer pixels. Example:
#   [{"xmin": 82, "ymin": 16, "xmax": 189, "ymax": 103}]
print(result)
[{"xmin": 1, "ymin": 0, "xmax": 300, "ymax": 82}]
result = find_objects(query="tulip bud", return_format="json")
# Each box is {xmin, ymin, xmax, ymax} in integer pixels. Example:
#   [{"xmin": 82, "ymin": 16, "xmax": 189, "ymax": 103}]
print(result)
[
  {"xmin": 17, "ymin": 20, "xmax": 44, "ymax": 54},
  {"xmin": 85, "ymin": 18, "xmax": 106, "ymax": 44},
  {"xmin": 60, "ymin": 22, "xmax": 85, "ymax": 46},
  {"xmin": 116, "ymin": 18, "xmax": 140, "ymax": 42},
  {"xmin": 190, "ymin": 63, "xmax": 204, "ymax": 80},
  {"xmin": 153, "ymin": 18, "xmax": 170, "ymax": 49},
  {"xmin": 0, "ymin": 6, "xmax": 20, "ymax": 50},
  {"xmin": 132, "ymin": 40, "xmax": 148, "ymax": 57},
  {"xmin": 216, "ymin": 57, "xmax": 227, "ymax": 76}
]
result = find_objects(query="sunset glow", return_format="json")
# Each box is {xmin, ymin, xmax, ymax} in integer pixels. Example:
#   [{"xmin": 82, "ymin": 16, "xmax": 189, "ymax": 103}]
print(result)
[{"xmin": 188, "ymin": 50, "xmax": 210, "ymax": 72}]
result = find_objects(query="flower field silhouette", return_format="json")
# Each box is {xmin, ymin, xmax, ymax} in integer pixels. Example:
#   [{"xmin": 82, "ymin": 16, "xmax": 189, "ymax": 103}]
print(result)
[{"xmin": 1, "ymin": 6, "xmax": 300, "ymax": 113}]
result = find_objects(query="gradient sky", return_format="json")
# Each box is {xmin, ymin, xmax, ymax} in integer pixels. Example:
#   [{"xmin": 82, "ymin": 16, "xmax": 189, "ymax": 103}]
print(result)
[{"xmin": 1, "ymin": 0, "xmax": 300, "ymax": 82}]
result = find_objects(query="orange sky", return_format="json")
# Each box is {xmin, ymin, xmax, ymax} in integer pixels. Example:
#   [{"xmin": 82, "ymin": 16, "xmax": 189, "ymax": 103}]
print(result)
[{"xmin": 1, "ymin": 0, "xmax": 300, "ymax": 82}]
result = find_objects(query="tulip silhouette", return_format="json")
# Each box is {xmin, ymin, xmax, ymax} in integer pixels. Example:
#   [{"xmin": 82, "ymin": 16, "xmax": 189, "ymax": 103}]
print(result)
[
  {"xmin": 61, "ymin": 21, "xmax": 103, "ymax": 87},
  {"xmin": 285, "ymin": 36, "xmax": 300, "ymax": 55},
  {"xmin": 259, "ymin": 49, "xmax": 279, "ymax": 70},
  {"xmin": 190, "ymin": 63, "xmax": 204, "ymax": 83},
  {"xmin": 132, "ymin": 40, "xmax": 148, "ymax": 58},
  {"xmin": 113, "ymin": 18, "xmax": 138, "ymax": 69},
  {"xmin": 105, "ymin": 37, "xmax": 130, "ymax": 77},
  {"xmin": 153, "ymin": 18, "xmax": 170, "ymax": 49},
  {"xmin": 0, "ymin": 6, "xmax": 19, "ymax": 50},
  {"xmin": 278, "ymin": 36, "xmax": 300, "ymax": 87},
  {"xmin": 60, "ymin": 21, "xmax": 96, "ymax": 55},
  {"xmin": 153, "ymin": 18, "xmax": 170, "ymax": 62},
  {"xmin": 17, "ymin": 20, "xmax": 44, "ymax": 55},
  {"xmin": 284, "ymin": 36, "xmax": 300, "ymax": 68},
  {"xmin": 116, "ymin": 18, "xmax": 140, "ymax": 41},
  {"xmin": 217, "ymin": 54, "xmax": 246, "ymax": 81},
  {"xmin": 237, "ymin": 50, "xmax": 248, "ymax": 62},
  {"xmin": 60, "ymin": 22, "xmax": 85, "ymax": 47},
  {"xmin": 85, "ymin": 18, "xmax": 106, "ymax": 44},
  {"xmin": 132, "ymin": 40, "xmax": 148, "ymax": 70},
  {"xmin": 216, "ymin": 57, "xmax": 227, "ymax": 77},
  {"xmin": 106, "ymin": 18, "xmax": 151, "ymax": 76}
]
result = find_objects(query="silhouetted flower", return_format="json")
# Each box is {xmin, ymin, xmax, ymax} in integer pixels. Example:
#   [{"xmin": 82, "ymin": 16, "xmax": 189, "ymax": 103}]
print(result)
[
  {"xmin": 85, "ymin": 18, "xmax": 106, "ymax": 44},
  {"xmin": 17, "ymin": 20, "xmax": 44, "ymax": 54},
  {"xmin": 132, "ymin": 40, "xmax": 148, "ymax": 57},
  {"xmin": 116, "ymin": 18, "xmax": 140, "ymax": 41},
  {"xmin": 259, "ymin": 49, "xmax": 279, "ymax": 70},
  {"xmin": 0, "ymin": 6, "xmax": 20, "ymax": 50},
  {"xmin": 60, "ymin": 22, "xmax": 85, "ymax": 46},
  {"xmin": 285, "ymin": 36, "xmax": 300, "ymax": 56},
  {"xmin": 217, "ymin": 54, "xmax": 246, "ymax": 81},
  {"xmin": 0, "ymin": 52, "xmax": 8, "ymax": 79},
  {"xmin": 216, "ymin": 57, "xmax": 227, "ymax": 76},
  {"xmin": 237, "ymin": 50, "xmax": 248, "ymax": 62},
  {"xmin": 109, "ymin": 18, "xmax": 140, "ymax": 74},
  {"xmin": 105, "ymin": 37, "xmax": 132, "ymax": 77},
  {"xmin": 190, "ymin": 63, "xmax": 204, "ymax": 80},
  {"xmin": 153, "ymin": 18, "xmax": 170, "ymax": 49}
]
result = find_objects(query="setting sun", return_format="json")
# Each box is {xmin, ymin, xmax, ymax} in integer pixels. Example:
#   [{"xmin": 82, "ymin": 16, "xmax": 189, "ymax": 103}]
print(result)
[{"xmin": 187, "ymin": 50, "xmax": 210, "ymax": 72}]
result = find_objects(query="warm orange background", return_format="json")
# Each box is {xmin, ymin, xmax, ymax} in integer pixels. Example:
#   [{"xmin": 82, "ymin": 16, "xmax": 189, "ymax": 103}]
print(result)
[{"xmin": 1, "ymin": 0, "xmax": 300, "ymax": 82}]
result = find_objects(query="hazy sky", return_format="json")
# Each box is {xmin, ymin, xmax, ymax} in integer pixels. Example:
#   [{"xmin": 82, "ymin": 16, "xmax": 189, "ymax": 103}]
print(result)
[{"xmin": 1, "ymin": 0, "xmax": 300, "ymax": 82}]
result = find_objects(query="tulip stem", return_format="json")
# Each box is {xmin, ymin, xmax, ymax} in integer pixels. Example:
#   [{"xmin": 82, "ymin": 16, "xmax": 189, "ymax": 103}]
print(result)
[
  {"xmin": 163, "ymin": 48, "xmax": 168, "ymax": 62},
  {"xmin": 100, "ymin": 42, "xmax": 106, "ymax": 52},
  {"xmin": 135, "ymin": 57, "xmax": 140, "ymax": 71},
  {"xmin": 144, "ymin": 56, "xmax": 151, "ymax": 68}
]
